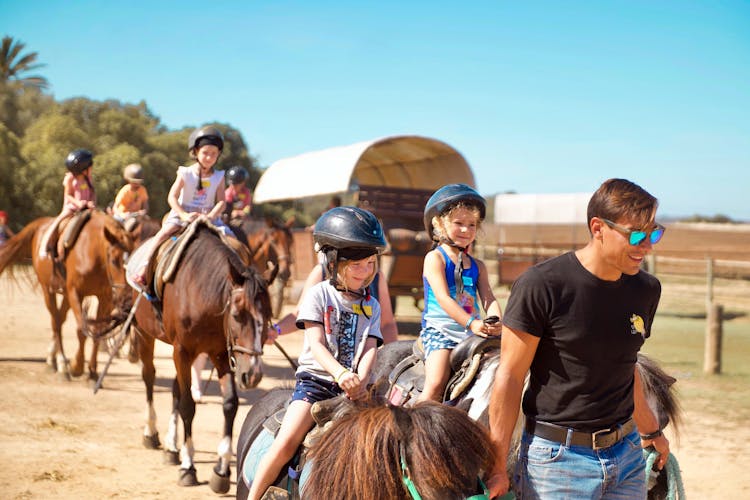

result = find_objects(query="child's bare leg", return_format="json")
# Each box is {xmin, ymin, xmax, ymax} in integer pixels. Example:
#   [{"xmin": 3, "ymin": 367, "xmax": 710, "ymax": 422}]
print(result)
[
  {"xmin": 132, "ymin": 225, "xmax": 177, "ymax": 285},
  {"xmin": 248, "ymin": 400, "xmax": 314, "ymax": 500},
  {"xmin": 419, "ymin": 349, "xmax": 451, "ymax": 402}
]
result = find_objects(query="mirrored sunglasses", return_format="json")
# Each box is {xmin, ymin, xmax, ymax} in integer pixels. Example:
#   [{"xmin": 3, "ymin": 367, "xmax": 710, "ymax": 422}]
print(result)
[{"xmin": 601, "ymin": 218, "xmax": 665, "ymax": 246}]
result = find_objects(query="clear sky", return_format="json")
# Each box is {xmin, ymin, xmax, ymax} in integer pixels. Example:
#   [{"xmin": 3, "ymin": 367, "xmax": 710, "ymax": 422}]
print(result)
[{"xmin": 4, "ymin": 1, "xmax": 750, "ymax": 220}]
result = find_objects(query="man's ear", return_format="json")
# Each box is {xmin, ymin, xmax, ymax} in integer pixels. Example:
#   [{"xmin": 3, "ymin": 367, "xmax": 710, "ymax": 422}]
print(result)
[{"xmin": 590, "ymin": 217, "xmax": 605, "ymax": 241}]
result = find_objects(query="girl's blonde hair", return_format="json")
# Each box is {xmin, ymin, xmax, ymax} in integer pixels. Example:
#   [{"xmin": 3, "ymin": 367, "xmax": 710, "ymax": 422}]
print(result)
[
  {"xmin": 336, "ymin": 255, "xmax": 378, "ymax": 292},
  {"xmin": 431, "ymin": 202, "xmax": 483, "ymax": 242}
]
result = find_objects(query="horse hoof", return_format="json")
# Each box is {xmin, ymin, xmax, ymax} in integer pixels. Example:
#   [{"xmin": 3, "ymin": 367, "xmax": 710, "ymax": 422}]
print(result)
[
  {"xmin": 178, "ymin": 466, "xmax": 199, "ymax": 487},
  {"xmin": 209, "ymin": 468, "xmax": 231, "ymax": 494},
  {"xmin": 142, "ymin": 434, "xmax": 161, "ymax": 449},
  {"xmin": 163, "ymin": 450, "xmax": 180, "ymax": 465}
]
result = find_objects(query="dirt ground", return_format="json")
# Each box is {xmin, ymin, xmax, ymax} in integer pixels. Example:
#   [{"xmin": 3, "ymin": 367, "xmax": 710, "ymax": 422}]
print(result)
[{"xmin": 1, "ymin": 275, "xmax": 748, "ymax": 499}]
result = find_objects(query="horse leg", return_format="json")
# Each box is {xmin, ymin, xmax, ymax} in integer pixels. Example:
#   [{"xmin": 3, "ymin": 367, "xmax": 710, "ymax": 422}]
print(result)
[
  {"xmin": 42, "ymin": 289, "xmax": 70, "ymax": 380},
  {"xmin": 67, "ymin": 291, "xmax": 86, "ymax": 378},
  {"xmin": 163, "ymin": 378, "xmax": 182, "ymax": 464},
  {"xmin": 137, "ymin": 331, "xmax": 161, "ymax": 449},
  {"xmin": 209, "ymin": 371, "xmax": 239, "ymax": 494},
  {"xmin": 174, "ymin": 351, "xmax": 199, "ymax": 487}
]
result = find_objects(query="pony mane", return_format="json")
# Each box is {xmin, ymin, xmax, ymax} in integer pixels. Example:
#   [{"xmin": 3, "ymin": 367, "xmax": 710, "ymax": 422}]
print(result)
[
  {"xmin": 180, "ymin": 227, "xmax": 268, "ymax": 311},
  {"xmin": 303, "ymin": 396, "xmax": 495, "ymax": 500}
]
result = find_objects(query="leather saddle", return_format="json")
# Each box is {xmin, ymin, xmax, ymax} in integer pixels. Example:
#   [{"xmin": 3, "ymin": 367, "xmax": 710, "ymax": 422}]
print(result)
[
  {"xmin": 129, "ymin": 218, "xmax": 251, "ymax": 300},
  {"xmin": 387, "ymin": 335, "xmax": 501, "ymax": 406}
]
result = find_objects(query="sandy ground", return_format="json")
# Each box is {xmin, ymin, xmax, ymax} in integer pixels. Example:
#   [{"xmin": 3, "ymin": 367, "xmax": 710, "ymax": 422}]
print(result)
[{"xmin": 1, "ymin": 275, "xmax": 748, "ymax": 499}]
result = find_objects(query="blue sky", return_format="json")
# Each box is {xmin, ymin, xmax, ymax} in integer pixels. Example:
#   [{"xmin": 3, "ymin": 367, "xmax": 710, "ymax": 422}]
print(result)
[{"xmin": 5, "ymin": 1, "xmax": 750, "ymax": 220}]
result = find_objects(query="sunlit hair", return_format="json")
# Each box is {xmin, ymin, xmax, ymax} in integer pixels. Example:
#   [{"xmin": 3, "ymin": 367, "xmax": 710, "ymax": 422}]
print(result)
[
  {"xmin": 587, "ymin": 178, "xmax": 658, "ymax": 231},
  {"xmin": 303, "ymin": 397, "xmax": 495, "ymax": 500},
  {"xmin": 431, "ymin": 202, "xmax": 483, "ymax": 242},
  {"xmin": 336, "ymin": 255, "xmax": 378, "ymax": 291}
]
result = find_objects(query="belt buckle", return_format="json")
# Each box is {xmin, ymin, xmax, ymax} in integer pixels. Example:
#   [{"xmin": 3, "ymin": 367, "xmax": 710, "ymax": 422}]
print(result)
[{"xmin": 591, "ymin": 427, "xmax": 614, "ymax": 450}]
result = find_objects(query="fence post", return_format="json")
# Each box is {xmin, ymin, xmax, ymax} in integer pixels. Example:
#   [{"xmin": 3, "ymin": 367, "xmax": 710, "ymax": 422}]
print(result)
[
  {"xmin": 706, "ymin": 257, "xmax": 714, "ymax": 309},
  {"xmin": 704, "ymin": 303, "xmax": 723, "ymax": 375}
]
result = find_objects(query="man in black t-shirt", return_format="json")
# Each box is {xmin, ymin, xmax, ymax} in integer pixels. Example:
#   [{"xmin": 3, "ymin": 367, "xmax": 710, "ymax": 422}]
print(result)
[{"xmin": 487, "ymin": 179, "xmax": 671, "ymax": 499}]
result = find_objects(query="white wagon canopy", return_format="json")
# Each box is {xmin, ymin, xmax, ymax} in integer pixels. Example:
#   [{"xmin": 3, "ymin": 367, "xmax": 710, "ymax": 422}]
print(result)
[{"xmin": 253, "ymin": 135, "xmax": 476, "ymax": 203}]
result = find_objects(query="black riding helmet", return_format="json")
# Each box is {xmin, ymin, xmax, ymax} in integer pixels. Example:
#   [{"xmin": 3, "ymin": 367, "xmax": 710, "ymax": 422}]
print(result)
[
  {"xmin": 227, "ymin": 165, "xmax": 249, "ymax": 185},
  {"xmin": 314, "ymin": 206, "xmax": 386, "ymax": 288},
  {"xmin": 65, "ymin": 149, "xmax": 94, "ymax": 175},
  {"xmin": 423, "ymin": 183, "xmax": 486, "ymax": 242},
  {"xmin": 188, "ymin": 125, "xmax": 224, "ymax": 153}
]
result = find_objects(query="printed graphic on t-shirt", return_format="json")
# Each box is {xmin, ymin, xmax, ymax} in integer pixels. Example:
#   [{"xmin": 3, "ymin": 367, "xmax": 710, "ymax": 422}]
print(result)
[
  {"xmin": 630, "ymin": 314, "xmax": 646, "ymax": 338},
  {"xmin": 336, "ymin": 311, "xmax": 357, "ymax": 368}
]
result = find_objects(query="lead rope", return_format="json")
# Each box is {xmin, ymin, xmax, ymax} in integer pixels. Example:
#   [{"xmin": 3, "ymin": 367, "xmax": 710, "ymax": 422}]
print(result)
[{"xmin": 643, "ymin": 449, "xmax": 686, "ymax": 500}]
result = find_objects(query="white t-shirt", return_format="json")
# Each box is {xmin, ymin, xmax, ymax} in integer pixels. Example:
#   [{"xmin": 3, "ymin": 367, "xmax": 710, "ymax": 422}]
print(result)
[{"xmin": 295, "ymin": 281, "xmax": 382, "ymax": 382}]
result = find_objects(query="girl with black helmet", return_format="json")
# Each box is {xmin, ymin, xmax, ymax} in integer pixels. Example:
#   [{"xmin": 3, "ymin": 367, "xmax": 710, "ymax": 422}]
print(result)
[
  {"xmin": 418, "ymin": 184, "xmax": 502, "ymax": 402},
  {"xmin": 39, "ymin": 149, "xmax": 97, "ymax": 259},
  {"xmin": 131, "ymin": 125, "xmax": 233, "ymax": 286},
  {"xmin": 247, "ymin": 206, "xmax": 386, "ymax": 500},
  {"xmin": 224, "ymin": 165, "xmax": 253, "ymax": 221}
]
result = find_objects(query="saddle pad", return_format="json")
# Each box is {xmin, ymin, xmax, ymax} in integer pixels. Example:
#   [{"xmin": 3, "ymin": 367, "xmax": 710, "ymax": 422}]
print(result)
[
  {"xmin": 241, "ymin": 428, "xmax": 310, "ymax": 495},
  {"xmin": 125, "ymin": 238, "xmax": 153, "ymax": 292}
]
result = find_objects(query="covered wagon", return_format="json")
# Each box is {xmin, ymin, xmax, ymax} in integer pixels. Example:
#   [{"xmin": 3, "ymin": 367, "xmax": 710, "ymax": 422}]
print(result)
[{"xmin": 254, "ymin": 135, "xmax": 477, "ymax": 310}]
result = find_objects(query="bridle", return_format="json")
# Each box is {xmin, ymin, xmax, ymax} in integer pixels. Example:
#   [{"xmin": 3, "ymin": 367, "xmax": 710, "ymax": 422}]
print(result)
[{"xmin": 223, "ymin": 287, "xmax": 265, "ymax": 372}]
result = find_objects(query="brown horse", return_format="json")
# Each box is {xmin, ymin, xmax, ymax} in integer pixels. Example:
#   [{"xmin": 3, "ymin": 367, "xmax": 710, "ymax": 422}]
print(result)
[
  {"xmin": 130, "ymin": 224, "xmax": 273, "ymax": 493},
  {"xmin": 0, "ymin": 210, "xmax": 133, "ymax": 380},
  {"xmin": 231, "ymin": 217, "xmax": 293, "ymax": 316}
]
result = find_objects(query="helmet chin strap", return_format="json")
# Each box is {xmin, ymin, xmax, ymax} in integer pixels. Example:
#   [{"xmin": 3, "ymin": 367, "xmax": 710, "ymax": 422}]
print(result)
[{"xmin": 438, "ymin": 236, "xmax": 467, "ymax": 296}]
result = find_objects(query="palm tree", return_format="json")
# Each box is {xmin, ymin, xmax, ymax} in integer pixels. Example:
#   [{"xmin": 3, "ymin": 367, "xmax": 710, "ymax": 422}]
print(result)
[{"xmin": 0, "ymin": 36, "xmax": 48, "ymax": 89}]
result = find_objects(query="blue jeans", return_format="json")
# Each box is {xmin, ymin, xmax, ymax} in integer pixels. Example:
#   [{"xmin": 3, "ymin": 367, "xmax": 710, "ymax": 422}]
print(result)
[{"xmin": 515, "ymin": 428, "xmax": 646, "ymax": 499}]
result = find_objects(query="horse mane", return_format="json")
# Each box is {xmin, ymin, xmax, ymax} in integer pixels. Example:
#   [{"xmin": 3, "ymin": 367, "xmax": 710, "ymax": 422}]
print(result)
[
  {"xmin": 636, "ymin": 353, "xmax": 682, "ymax": 438},
  {"xmin": 180, "ymin": 227, "xmax": 268, "ymax": 312},
  {"xmin": 303, "ymin": 396, "xmax": 495, "ymax": 500}
]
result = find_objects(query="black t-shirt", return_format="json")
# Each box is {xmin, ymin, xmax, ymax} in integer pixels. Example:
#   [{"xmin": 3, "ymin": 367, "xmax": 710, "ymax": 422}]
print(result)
[{"xmin": 503, "ymin": 252, "xmax": 661, "ymax": 431}]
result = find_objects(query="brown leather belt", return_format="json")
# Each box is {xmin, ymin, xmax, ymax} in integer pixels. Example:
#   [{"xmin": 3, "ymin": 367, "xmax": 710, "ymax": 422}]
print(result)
[{"xmin": 525, "ymin": 418, "xmax": 635, "ymax": 450}]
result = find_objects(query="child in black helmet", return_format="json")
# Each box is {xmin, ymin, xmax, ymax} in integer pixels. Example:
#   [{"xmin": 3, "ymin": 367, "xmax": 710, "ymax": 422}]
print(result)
[
  {"xmin": 246, "ymin": 206, "xmax": 386, "ymax": 500},
  {"xmin": 418, "ymin": 184, "xmax": 502, "ymax": 402},
  {"xmin": 39, "ymin": 149, "xmax": 97, "ymax": 259},
  {"xmin": 224, "ymin": 165, "xmax": 253, "ymax": 221}
]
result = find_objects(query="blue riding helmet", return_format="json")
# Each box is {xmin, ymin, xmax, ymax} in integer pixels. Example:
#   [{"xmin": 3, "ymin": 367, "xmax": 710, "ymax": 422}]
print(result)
[{"xmin": 423, "ymin": 184, "xmax": 486, "ymax": 239}]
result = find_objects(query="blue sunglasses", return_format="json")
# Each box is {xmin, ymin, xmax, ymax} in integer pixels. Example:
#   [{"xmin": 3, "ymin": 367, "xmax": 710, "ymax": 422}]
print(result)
[{"xmin": 601, "ymin": 218, "xmax": 665, "ymax": 246}]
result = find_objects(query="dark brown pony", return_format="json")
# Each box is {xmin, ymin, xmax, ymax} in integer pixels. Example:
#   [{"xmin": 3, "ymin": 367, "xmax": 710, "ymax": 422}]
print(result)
[
  {"xmin": 304, "ymin": 397, "xmax": 494, "ymax": 500},
  {"xmin": 0, "ymin": 211, "xmax": 133, "ymax": 380},
  {"xmin": 131, "ymin": 225, "xmax": 273, "ymax": 493},
  {"xmin": 231, "ymin": 217, "xmax": 293, "ymax": 315}
]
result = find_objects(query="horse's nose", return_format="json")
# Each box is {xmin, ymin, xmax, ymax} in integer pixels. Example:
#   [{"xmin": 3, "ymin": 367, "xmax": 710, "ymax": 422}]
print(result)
[{"xmin": 240, "ymin": 370, "xmax": 263, "ymax": 390}]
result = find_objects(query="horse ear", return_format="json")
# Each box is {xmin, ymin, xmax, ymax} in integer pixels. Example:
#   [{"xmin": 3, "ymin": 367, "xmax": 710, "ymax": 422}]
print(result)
[{"xmin": 262, "ymin": 260, "xmax": 279, "ymax": 285}]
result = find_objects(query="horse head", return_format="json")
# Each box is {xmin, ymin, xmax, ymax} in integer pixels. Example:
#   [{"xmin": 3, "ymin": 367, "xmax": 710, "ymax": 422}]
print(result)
[
  {"xmin": 225, "ymin": 264, "xmax": 273, "ymax": 390},
  {"xmin": 303, "ymin": 398, "xmax": 496, "ymax": 499},
  {"xmin": 263, "ymin": 217, "xmax": 294, "ymax": 285}
]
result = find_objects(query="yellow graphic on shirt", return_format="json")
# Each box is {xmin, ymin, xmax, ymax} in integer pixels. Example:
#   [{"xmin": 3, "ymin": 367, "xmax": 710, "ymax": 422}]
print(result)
[
  {"xmin": 630, "ymin": 314, "xmax": 646, "ymax": 337},
  {"xmin": 201, "ymin": 179, "xmax": 211, "ymax": 189},
  {"xmin": 351, "ymin": 303, "xmax": 372, "ymax": 316}
]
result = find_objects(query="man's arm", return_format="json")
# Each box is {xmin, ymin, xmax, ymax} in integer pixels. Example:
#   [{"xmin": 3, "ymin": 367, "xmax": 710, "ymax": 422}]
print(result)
[{"xmin": 487, "ymin": 325, "xmax": 539, "ymax": 497}]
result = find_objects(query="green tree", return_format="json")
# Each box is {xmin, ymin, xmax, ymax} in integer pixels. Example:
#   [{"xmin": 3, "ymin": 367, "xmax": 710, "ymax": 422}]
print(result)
[{"xmin": 0, "ymin": 36, "xmax": 48, "ymax": 89}]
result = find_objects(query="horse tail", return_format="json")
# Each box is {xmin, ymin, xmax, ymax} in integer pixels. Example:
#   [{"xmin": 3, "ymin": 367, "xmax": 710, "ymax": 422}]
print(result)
[
  {"xmin": 0, "ymin": 217, "xmax": 50, "ymax": 278},
  {"xmin": 637, "ymin": 353, "xmax": 682, "ymax": 438}
]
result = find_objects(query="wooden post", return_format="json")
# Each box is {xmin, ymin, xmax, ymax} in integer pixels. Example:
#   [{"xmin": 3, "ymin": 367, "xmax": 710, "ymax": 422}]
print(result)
[
  {"xmin": 704, "ymin": 303, "xmax": 723, "ymax": 375},
  {"xmin": 706, "ymin": 257, "xmax": 714, "ymax": 310}
]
